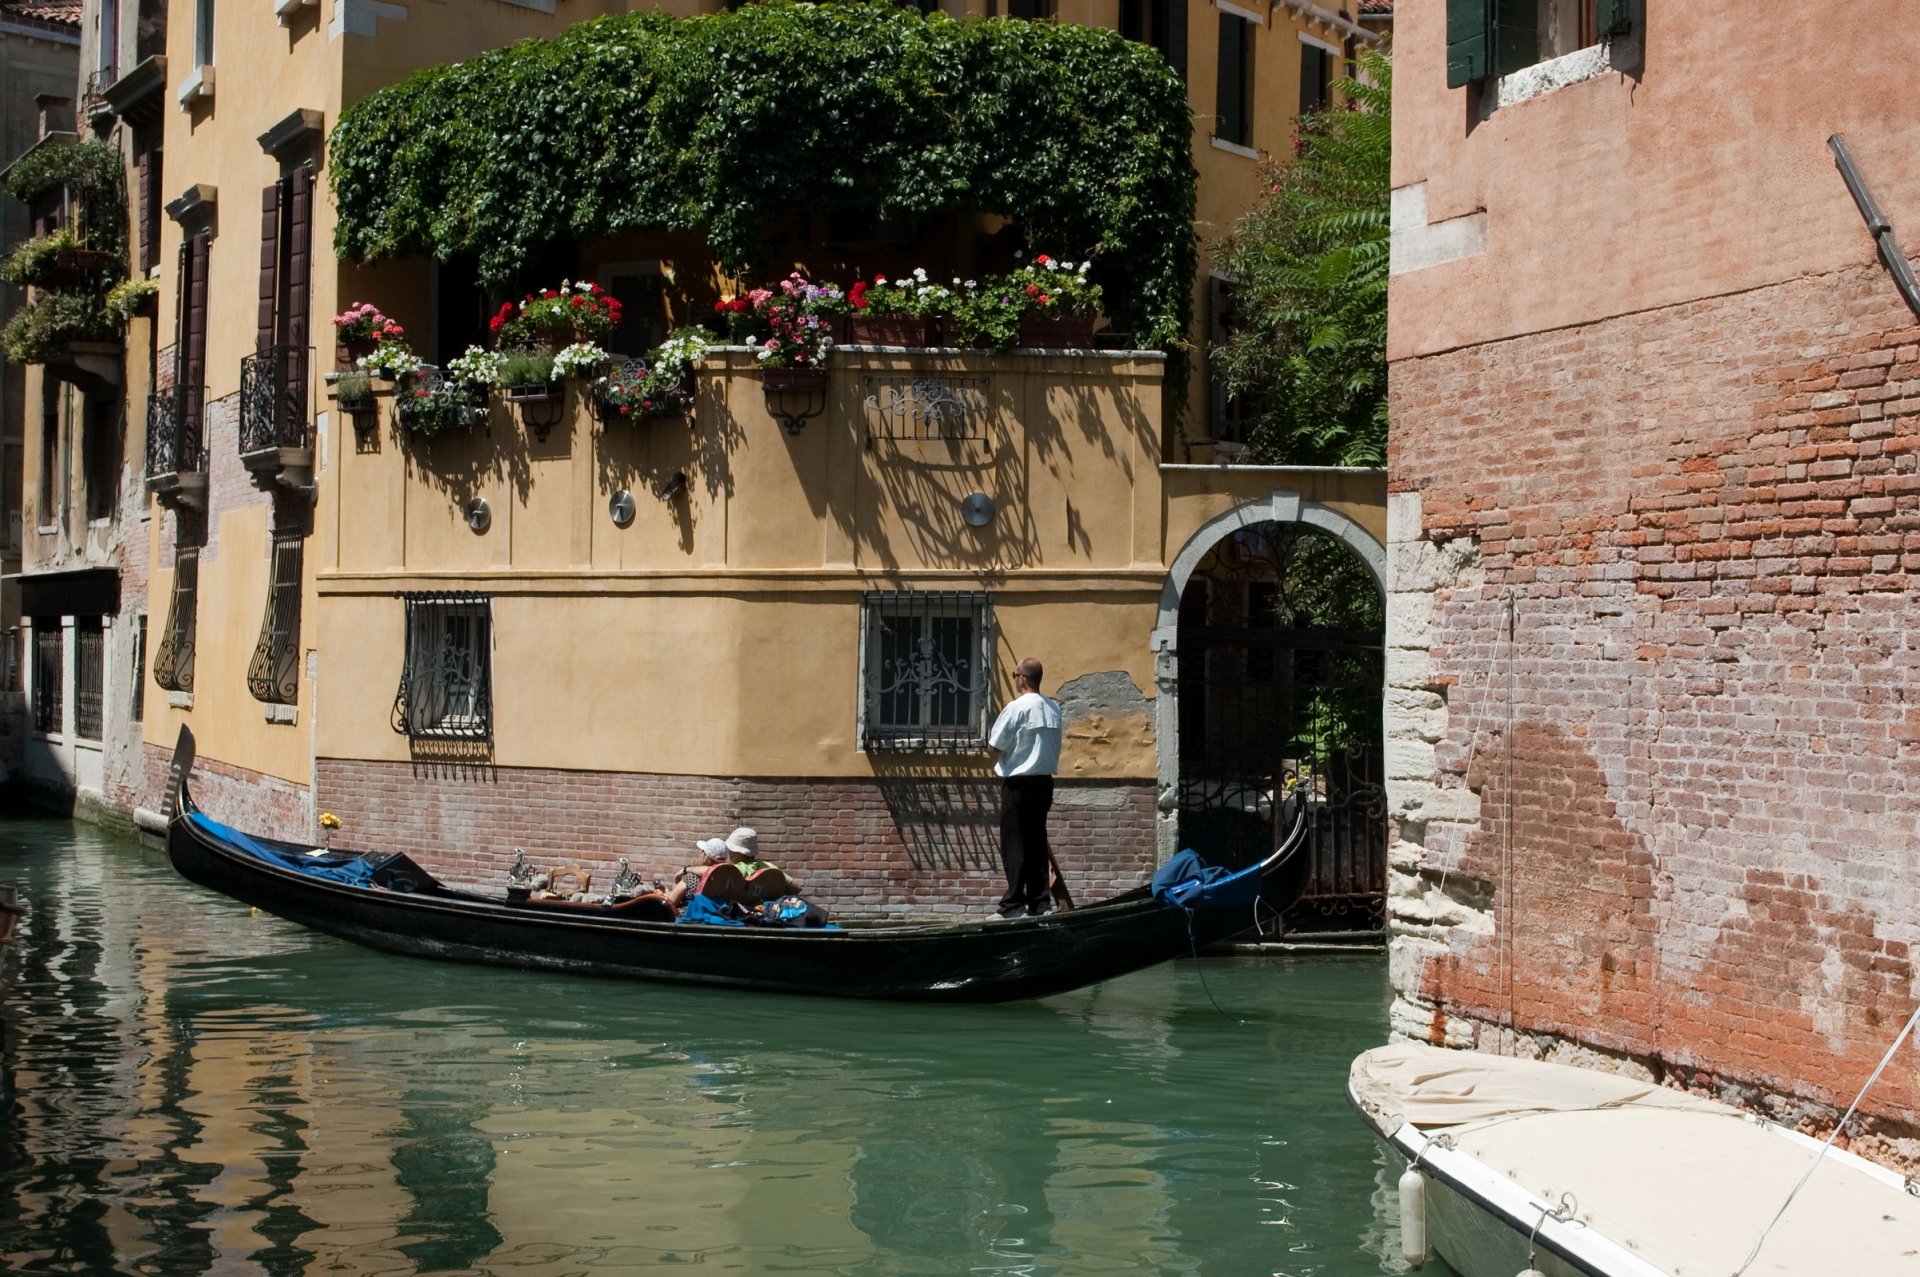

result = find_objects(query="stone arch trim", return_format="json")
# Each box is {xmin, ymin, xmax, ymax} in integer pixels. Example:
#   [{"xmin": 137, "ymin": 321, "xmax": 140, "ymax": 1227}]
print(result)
[{"xmin": 1148, "ymin": 490, "xmax": 1387, "ymax": 861}]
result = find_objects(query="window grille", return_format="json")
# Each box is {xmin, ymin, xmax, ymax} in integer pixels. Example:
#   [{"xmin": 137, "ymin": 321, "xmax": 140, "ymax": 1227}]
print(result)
[
  {"xmin": 859, "ymin": 591, "xmax": 993, "ymax": 752},
  {"xmin": 32, "ymin": 621, "xmax": 63, "ymax": 735},
  {"xmin": 391, "ymin": 593, "xmax": 493, "ymax": 743},
  {"xmin": 247, "ymin": 532, "xmax": 303, "ymax": 705},
  {"xmin": 74, "ymin": 618, "xmax": 104, "ymax": 740},
  {"xmin": 153, "ymin": 547, "xmax": 198, "ymax": 693},
  {"xmin": 130, "ymin": 614, "xmax": 146, "ymax": 722}
]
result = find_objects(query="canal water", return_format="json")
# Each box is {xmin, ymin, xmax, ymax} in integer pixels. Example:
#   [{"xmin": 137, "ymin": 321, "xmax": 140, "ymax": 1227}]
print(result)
[{"xmin": 0, "ymin": 815, "xmax": 1437, "ymax": 1277}]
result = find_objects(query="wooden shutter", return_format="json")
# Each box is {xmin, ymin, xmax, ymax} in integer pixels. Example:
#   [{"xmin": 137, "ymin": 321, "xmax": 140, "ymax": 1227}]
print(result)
[
  {"xmin": 1593, "ymin": 0, "xmax": 1631, "ymax": 36},
  {"xmin": 1214, "ymin": 12, "xmax": 1247, "ymax": 145},
  {"xmin": 1445, "ymin": 0, "xmax": 1492, "ymax": 87},
  {"xmin": 284, "ymin": 165, "xmax": 314, "ymax": 416},
  {"xmin": 135, "ymin": 139, "xmax": 160, "ymax": 273},
  {"xmin": 184, "ymin": 230, "xmax": 209, "ymax": 427},
  {"xmin": 257, "ymin": 180, "xmax": 284, "ymax": 353}
]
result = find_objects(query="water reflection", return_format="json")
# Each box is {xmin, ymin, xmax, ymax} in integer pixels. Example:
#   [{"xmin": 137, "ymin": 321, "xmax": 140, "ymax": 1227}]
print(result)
[{"xmin": 0, "ymin": 817, "xmax": 1412, "ymax": 1276}]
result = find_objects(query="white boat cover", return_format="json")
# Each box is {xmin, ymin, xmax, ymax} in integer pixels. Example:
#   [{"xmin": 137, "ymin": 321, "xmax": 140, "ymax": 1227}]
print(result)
[{"xmin": 1353, "ymin": 1043, "xmax": 1920, "ymax": 1276}]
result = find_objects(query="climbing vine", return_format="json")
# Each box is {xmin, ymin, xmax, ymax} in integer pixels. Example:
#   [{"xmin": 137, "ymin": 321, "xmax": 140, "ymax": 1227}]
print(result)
[{"xmin": 329, "ymin": 2, "xmax": 1196, "ymax": 352}]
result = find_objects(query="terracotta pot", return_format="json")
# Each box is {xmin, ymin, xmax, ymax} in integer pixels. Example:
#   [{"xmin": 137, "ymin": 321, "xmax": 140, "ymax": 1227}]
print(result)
[
  {"xmin": 761, "ymin": 366, "xmax": 828, "ymax": 394},
  {"xmin": 336, "ymin": 338, "xmax": 378, "ymax": 371},
  {"xmin": 1017, "ymin": 314, "xmax": 1099, "ymax": 349},
  {"xmin": 848, "ymin": 315, "xmax": 937, "ymax": 347}
]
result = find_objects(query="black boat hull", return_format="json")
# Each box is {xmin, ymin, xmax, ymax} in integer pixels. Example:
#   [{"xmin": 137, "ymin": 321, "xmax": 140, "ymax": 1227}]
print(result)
[{"xmin": 164, "ymin": 731, "xmax": 1310, "ymax": 1002}]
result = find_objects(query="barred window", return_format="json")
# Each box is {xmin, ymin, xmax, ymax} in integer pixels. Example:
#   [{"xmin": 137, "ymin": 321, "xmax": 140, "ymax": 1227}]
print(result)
[
  {"xmin": 392, "ymin": 593, "xmax": 492, "ymax": 742},
  {"xmin": 130, "ymin": 614, "xmax": 146, "ymax": 722},
  {"xmin": 859, "ymin": 591, "xmax": 993, "ymax": 752},
  {"xmin": 247, "ymin": 532, "xmax": 303, "ymax": 705},
  {"xmin": 73, "ymin": 618, "xmax": 104, "ymax": 740},
  {"xmin": 153, "ymin": 547, "xmax": 198, "ymax": 693},
  {"xmin": 32, "ymin": 620, "xmax": 62, "ymax": 735}
]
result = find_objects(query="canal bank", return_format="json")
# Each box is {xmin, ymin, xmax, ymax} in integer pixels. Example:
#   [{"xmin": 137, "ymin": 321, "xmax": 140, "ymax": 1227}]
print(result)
[{"xmin": 0, "ymin": 814, "xmax": 1428, "ymax": 1276}]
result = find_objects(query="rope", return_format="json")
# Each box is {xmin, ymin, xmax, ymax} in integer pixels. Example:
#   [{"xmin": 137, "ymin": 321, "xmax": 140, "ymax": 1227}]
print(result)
[
  {"xmin": 1183, "ymin": 907, "xmax": 1243, "ymax": 1024},
  {"xmin": 1728, "ymin": 999, "xmax": 1920, "ymax": 1276}
]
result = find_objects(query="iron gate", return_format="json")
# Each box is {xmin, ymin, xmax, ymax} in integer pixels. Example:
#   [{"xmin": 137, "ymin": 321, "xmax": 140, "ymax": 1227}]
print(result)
[{"xmin": 1175, "ymin": 523, "xmax": 1386, "ymax": 935}]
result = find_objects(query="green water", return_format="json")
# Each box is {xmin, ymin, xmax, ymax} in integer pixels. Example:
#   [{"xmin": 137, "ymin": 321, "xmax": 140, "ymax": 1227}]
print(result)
[{"xmin": 0, "ymin": 816, "xmax": 1423, "ymax": 1276}]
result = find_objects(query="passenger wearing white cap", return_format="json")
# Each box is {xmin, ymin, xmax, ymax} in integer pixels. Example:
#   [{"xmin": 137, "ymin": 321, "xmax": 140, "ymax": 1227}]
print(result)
[
  {"xmin": 723, "ymin": 826, "xmax": 777, "ymax": 877},
  {"xmin": 666, "ymin": 836, "xmax": 732, "ymax": 910}
]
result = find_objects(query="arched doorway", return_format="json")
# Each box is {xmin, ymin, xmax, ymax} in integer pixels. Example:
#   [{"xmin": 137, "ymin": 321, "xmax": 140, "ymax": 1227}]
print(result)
[{"xmin": 1157, "ymin": 502, "xmax": 1386, "ymax": 935}]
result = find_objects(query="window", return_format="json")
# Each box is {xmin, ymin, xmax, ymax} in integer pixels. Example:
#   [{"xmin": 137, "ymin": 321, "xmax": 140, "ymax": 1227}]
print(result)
[
  {"xmin": 1446, "ymin": 0, "xmax": 1631, "ymax": 87},
  {"xmin": 1299, "ymin": 40, "xmax": 1331, "ymax": 114},
  {"xmin": 1119, "ymin": 0, "xmax": 1188, "ymax": 78},
  {"xmin": 153, "ymin": 546, "xmax": 198, "ymax": 693},
  {"xmin": 247, "ymin": 531, "xmax": 303, "ymax": 705},
  {"xmin": 135, "ymin": 0, "xmax": 165, "ymax": 62},
  {"xmin": 32, "ymin": 621, "xmax": 62, "ymax": 735},
  {"xmin": 392, "ymin": 594, "xmax": 493, "ymax": 742},
  {"xmin": 1207, "ymin": 275, "xmax": 1255, "ymax": 445},
  {"xmin": 99, "ymin": 0, "xmax": 120, "ymax": 83},
  {"xmin": 37, "ymin": 385, "xmax": 59, "ymax": 527},
  {"xmin": 860, "ymin": 591, "xmax": 993, "ymax": 751},
  {"xmin": 135, "ymin": 131, "xmax": 161, "ymax": 274},
  {"xmin": 598, "ymin": 264, "xmax": 667, "ymax": 357},
  {"xmin": 74, "ymin": 618, "xmax": 104, "ymax": 740},
  {"xmin": 1006, "ymin": 0, "xmax": 1053, "ymax": 18},
  {"xmin": 1214, "ymin": 10, "xmax": 1253, "ymax": 148},
  {"xmin": 193, "ymin": 0, "xmax": 213, "ymax": 65},
  {"xmin": 130, "ymin": 614, "xmax": 146, "ymax": 721},
  {"xmin": 83, "ymin": 397, "xmax": 118, "ymax": 522}
]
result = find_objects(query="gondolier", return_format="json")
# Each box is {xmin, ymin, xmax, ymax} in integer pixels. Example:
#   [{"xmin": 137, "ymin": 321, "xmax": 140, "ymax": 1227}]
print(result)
[{"xmin": 987, "ymin": 658, "xmax": 1064, "ymax": 920}]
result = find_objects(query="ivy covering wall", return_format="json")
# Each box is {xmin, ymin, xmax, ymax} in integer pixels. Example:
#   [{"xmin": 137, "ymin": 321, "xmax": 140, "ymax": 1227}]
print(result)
[{"xmin": 328, "ymin": 2, "xmax": 1197, "ymax": 350}]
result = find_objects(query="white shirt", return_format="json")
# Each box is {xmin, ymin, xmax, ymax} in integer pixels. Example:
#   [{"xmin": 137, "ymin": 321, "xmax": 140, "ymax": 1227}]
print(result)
[{"xmin": 989, "ymin": 691, "xmax": 1063, "ymax": 777}]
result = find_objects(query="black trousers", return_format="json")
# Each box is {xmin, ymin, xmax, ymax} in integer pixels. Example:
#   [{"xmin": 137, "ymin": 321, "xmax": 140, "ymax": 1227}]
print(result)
[{"xmin": 997, "ymin": 774, "xmax": 1055, "ymax": 914}]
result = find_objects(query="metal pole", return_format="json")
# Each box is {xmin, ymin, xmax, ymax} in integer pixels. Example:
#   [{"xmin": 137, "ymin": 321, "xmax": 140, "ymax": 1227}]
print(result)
[{"xmin": 1829, "ymin": 133, "xmax": 1920, "ymax": 320}]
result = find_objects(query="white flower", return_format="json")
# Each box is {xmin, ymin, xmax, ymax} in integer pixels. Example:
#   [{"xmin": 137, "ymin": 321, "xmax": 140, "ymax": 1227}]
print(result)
[
  {"xmin": 913, "ymin": 267, "xmax": 928, "ymax": 281},
  {"xmin": 551, "ymin": 342, "xmax": 609, "ymax": 378},
  {"xmin": 964, "ymin": 279, "xmax": 977, "ymax": 289}
]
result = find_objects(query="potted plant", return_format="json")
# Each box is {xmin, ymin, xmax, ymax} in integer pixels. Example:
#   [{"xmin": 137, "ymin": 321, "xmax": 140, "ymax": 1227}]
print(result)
[
  {"xmin": 1008, "ymin": 254, "xmax": 1103, "ymax": 348},
  {"xmin": 398, "ymin": 346, "xmax": 503, "ymax": 436},
  {"xmin": 335, "ymin": 370, "xmax": 376, "ymax": 413},
  {"xmin": 104, "ymin": 276, "xmax": 159, "ymax": 324},
  {"xmin": 490, "ymin": 281, "xmax": 622, "ymax": 353},
  {"xmin": 594, "ymin": 329, "xmax": 709, "ymax": 423},
  {"xmin": 360, "ymin": 340, "xmax": 424, "ymax": 381},
  {"xmin": 847, "ymin": 269, "xmax": 955, "ymax": 346},
  {"xmin": 500, "ymin": 349, "xmax": 561, "ymax": 402},
  {"xmin": 333, "ymin": 303, "xmax": 404, "ymax": 369},
  {"xmin": 754, "ymin": 291, "xmax": 833, "ymax": 392}
]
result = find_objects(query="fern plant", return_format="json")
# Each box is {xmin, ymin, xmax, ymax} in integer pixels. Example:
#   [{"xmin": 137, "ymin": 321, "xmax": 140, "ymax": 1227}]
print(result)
[{"xmin": 1212, "ymin": 46, "xmax": 1390, "ymax": 467}]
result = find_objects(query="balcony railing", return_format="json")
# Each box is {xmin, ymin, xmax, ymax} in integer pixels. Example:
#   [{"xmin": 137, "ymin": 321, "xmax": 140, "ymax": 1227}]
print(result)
[
  {"xmin": 239, "ymin": 345, "xmax": 313, "ymax": 455},
  {"xmin": 145, "ymin": 384, "xmax": 204, "ymax": 479}
]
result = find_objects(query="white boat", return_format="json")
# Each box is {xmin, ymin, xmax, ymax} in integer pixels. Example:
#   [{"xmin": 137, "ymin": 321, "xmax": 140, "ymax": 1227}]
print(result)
[{"xmin": 1349, "ymin": 1042, "xmax": 1920, "ymax": 1277}]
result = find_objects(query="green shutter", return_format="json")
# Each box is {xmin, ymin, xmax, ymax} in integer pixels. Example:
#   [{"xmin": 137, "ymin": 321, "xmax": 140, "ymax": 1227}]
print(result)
[
  {"xmin": 1492, "ymin": 0, "xmax": 1537, "ymax": 76},
  {"xmin": 1445, "ymin": 0, "xmax": 1492, "ymax": 87},
  {"xmin": 1593, "ymin": 0, "xmax": 1631, "ymax": 37}
]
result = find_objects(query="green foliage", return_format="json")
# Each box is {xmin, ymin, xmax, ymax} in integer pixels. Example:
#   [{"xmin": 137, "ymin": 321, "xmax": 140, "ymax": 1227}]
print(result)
[
  {"xmin": 2, "ymin": 138, "xmax": 121, "ymax": 201},
  {"xmin": 0, "ymin": 228, "xmax": 78, "ymax": 287},
  {"xmin": 1, "ymin": 290, "xmax": 116, "ymax": 363},
  {"xmin": 104, "ymin": 276, "xmax": 159, "ymax": 324},
  {"xmin": 499, "ymin": 349, "xmax": 557, "ymax": 388},
  {"xmin": 329, "ymin": 1, "xmax": 1196, "ymax": 357},
  {"xmin": 1213, "ymin": 47, "xmax": 1389, "ymax": 467},
  {"xmin": 397, "ymin": 375, "xmax": 486, "ymax": 436},
  {"xmin": 335, "ymin": 371, "xmax": 375, "ymax": 408}
]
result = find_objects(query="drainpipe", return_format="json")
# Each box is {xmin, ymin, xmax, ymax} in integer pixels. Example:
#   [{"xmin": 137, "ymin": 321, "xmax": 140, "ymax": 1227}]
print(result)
[{"xmin": 1829, "ymin": 134, "xmax": 1920, "ymax": 321}]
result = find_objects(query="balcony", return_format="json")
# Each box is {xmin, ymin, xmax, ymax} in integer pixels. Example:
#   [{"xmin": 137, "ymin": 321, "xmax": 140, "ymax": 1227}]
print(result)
[
  {"xmin": 145, "ymin": 384, "xmax": 205, "ymax": 510},
  {"xmin": 239, "ymin": 345, "xmax": 314, "ymax": 492}
]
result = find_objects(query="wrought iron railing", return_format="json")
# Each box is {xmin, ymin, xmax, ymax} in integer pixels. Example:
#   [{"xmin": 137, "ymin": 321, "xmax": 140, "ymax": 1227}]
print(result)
[
  {"xmin": 391, "ymin": 593, "xmax": 493, "ymax": 742},
  {"xmin": 246, "ymin": 533, "xmax": 303, "ymax": 705},
  {"xmin": 32, "ymin": 624, "xmax": 62, "ymax": 735},
  {"xmin": 145, "ymin": 384, "xmax": 204, "ymax": 479},
  {"xmin": 152, "ymin": 547, "xmax": 198, "ymax": 694},
  {"xmin": 238, "ymin": 345, "xmax": 313, "ymax": 454},
  {"xmin": 74, "ymin": 621, "xmax": 104, "ymax": 740}
]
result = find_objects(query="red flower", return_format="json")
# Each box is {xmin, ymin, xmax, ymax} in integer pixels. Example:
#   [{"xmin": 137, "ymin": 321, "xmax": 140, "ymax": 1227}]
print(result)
[
  {"xmin": 1025, "ymin": 284, "xmax": 1040, "ymax": 297},
  {"xmin": 1035, "ymin": 254, "xmax": 1052, "ymax": 265},
  {"xmin": 848, "ymin": 280, "xmax": 869, "ymax": 311},
  {"xmin": 1038, "ymin": 294, "xmax": 1052, "ymax": 305}
]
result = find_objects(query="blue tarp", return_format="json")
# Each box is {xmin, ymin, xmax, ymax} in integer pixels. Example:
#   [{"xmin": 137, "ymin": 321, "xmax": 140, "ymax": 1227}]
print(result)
[
  {"xmin": 1151, "ymin": 849, "xmax": 1265, "ymax": 911},
  {"xmin": 677, "ymin": 895, "xmax": 747, "ymax": 927},
  {"xmin": 189, "ymin": 813, "xmax": 376, "ymax": 886}
]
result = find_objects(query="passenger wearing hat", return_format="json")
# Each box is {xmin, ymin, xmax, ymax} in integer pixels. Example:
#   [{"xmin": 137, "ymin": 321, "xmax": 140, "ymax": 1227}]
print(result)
[
  {"xmin": 666, "ymin": 836, "xmax": 732, "ymax": 910},
  {"xmin": 722, "ymin": 827, "xmax": 777, "ymax": 877}
]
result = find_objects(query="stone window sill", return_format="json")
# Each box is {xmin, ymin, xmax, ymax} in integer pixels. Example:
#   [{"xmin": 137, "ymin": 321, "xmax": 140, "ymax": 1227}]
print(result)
[
  {"xmin": 1210, "ymin": 137, "xmax": 1261, "ymax": 161},
  {"xmin": 176, "ymin": 64, "xmax": 214, "ymax": 111}
]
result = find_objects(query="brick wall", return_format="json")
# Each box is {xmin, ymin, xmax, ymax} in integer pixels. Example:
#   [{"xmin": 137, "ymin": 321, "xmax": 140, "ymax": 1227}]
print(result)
[
  {"xmin": 145, "ymin": 742, "xmax": 312, "ymax": 838},
  {"xmin": 1386, "ymin": 261, "xmax": 1920, "ymax": 1167},
  {"xmin": 313, "ymin": 757, "xmax": 1155, "ymax": 920}
]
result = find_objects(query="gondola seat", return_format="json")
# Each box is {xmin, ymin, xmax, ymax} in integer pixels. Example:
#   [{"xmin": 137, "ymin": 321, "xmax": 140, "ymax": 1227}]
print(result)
[
  {"xmin": 694, "ymin": 862, "xmax": 751, "ymax": 905},
  {"xmin": 743, "ymin": 867, "xmax": 797, "ymax": 902},
  {"xmin": 513, "ymin": 891, "xmax": 677, "ymax": 922}
]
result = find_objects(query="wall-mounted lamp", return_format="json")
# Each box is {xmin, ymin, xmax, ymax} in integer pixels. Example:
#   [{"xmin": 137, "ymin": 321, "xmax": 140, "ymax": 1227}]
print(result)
[{"xmin": 656, "ymin": 471, "xmax": 689, "ymax": 503}]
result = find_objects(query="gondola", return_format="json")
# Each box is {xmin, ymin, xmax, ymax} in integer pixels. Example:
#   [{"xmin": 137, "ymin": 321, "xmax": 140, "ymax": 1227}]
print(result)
[{"xmin": 163, "ymin": 727, "xmax": 1311, "ymax": 1002}]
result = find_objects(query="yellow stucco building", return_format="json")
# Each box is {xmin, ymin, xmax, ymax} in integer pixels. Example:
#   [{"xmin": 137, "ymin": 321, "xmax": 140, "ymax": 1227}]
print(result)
[{"xmin": 14, "ymin": 0, "xmax": 1388, "ymax": 921}]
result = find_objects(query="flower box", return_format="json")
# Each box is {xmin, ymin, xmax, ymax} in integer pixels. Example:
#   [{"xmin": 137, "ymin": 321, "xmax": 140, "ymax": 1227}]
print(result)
[
  {"xmin": 761, "ymin": 367, "xmax": 827, "ymax": 394},
  {"xmin": 1017, "ymin": 315, "xmax": 1099, "ymax": 348},
  {"xmin": 848, "ymin": 316, "xmax": 938, "ymax": 347},
  {"xmin": 504, "ymin": 381, "xmax": 564, "ymax": 404},
  {"xmin": 337, "ymin": 338, "xmax": 377, "ymax": 370}
]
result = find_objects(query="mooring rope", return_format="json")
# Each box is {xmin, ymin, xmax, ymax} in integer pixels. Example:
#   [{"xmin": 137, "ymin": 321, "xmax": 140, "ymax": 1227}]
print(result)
[
  {"xmin": 1728, "ymin": 999, "xmax": 1920, "ymax": 1276},
  {"xmin": 1182, "ymin": 907, "xmax": 1244, "ymax": 1024}
]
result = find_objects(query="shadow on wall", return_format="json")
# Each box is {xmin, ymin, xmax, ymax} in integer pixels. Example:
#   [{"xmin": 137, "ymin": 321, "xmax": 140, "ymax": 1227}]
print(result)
[{"xmin": 870, "ymin": 755, "xmax": 1002, "ymax": 875}]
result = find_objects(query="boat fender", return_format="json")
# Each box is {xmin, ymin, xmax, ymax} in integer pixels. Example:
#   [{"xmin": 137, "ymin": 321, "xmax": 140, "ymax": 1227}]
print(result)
[
  {"xmin": 1398, "ymin": 1165, "xmax": 1427, "ymax": 1268},
  {"xmin": 1517, "ymin": 1270, "xmax": 1546, "ymax": 1277}
]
